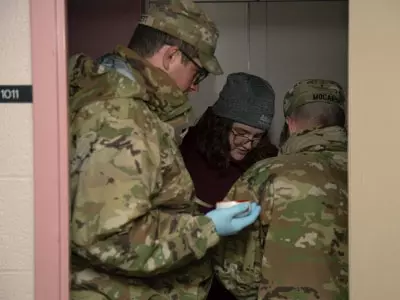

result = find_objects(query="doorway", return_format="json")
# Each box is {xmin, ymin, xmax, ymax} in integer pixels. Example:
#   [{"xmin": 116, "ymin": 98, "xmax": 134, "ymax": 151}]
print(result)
[{"xmin": 30, "ymin": 0, "xmax": 400, "ymax": 300}]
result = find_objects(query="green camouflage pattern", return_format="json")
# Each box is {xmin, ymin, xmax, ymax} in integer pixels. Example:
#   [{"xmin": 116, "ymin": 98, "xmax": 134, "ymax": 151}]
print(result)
[
  {"xmin": 140, "ymin": 0, "xmax": 223, "ymax": 75},
  {"xmin": 283, "ymin": 79, "xmax": 346, "ymax": 117},
  {"xmin": 214, "ymin": 126, "xmax": 348, "ymax": 300},
  {"xmin": 68, "ymin": 45, "xmax": 220, "ymax": 300}
]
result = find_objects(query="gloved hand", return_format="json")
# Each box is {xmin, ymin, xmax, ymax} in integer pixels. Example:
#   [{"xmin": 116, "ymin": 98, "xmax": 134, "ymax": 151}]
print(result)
[{"xmin": 206, "ymin": 202, "xmax": 261, "ymax": 236}]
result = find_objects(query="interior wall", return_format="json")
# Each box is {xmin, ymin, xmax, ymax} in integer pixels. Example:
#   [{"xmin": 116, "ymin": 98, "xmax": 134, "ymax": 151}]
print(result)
[
  {"xmin": 189, "ymin": 0, "xmax": 348, "ymax": 145},
  {"xmin": 0, "ymin": 0, "xmax": 34, "ymax": 299},
  {"xmin": 68, "ymin": 0, "xmax": 141, "ymax": 58},
  {"xmin": 188, "ymin": 2, "xmax": 268, "ymax": 122},
  {"xmin": 265, "ymin": 1, "xmax": 348, "ymax": 144},
  {"xmin": 349, "ymin": 0, "xmax": 400, "ymax": 297}
]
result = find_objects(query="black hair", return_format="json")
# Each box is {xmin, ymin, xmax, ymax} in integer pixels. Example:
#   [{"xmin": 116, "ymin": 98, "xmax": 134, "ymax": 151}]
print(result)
[
  {"xmin": 279, "ymin": 122, "xmax": 290, "ymax": 147},
  {"xmin": 128, "ymin": 24, "xmax": 198, "ymax": 64},
  {"xmin": 194, "ymin": 108, "xmax": 233, "ymax": 169}
]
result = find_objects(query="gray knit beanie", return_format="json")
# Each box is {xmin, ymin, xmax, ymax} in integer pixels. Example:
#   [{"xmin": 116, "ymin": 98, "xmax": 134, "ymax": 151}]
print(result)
[{"xmin": 212, "ymin": 72, "xmax": 275, "ymax": 131}]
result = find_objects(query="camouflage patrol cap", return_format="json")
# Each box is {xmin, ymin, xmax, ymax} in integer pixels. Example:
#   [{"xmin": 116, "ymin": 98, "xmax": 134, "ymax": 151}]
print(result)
[
  {"xmin": 283, "ymin": 79, "xmax": 346, "ymax": 117},
  {"xmin": 139, "ymin": 0, "xmax": 223, "ymax": 75}
]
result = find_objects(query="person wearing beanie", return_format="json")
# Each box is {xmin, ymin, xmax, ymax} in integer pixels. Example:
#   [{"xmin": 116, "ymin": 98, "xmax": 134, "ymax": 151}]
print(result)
[
  {"xmin": 180, "ymin": 72, "xmax": 277, "ymax": 300},
  {"xmin": 181, "ymin": 72, "xmax": 277, "ymax": 214},
  {"xmin": 214, "ymin": 79, "xmax": 348, "ymax": 300}
]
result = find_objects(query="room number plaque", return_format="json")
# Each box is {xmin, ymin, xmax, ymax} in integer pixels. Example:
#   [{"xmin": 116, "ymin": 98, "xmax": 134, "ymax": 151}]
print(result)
[{"xmin": 0, "ymin": 85, "xmax": 32, "ymax": 103}]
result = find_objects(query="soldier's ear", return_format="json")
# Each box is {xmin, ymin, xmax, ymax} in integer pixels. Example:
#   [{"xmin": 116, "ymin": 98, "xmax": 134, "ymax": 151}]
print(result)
[
  {"xmin": 286, "ymin": 117, "xmax": 297, "ymax": 133},
  {"xmin": 162, "ymin": 45, "xmax": 180, "ymax": 71}
]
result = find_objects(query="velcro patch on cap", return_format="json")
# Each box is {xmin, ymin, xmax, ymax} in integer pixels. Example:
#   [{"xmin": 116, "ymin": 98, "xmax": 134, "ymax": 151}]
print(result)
[{"xmin": 139, "ymin": 15, "xmax": 155, "ymax": 26}]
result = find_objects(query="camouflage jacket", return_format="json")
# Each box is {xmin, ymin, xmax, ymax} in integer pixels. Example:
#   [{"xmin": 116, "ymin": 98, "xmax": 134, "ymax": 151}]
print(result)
[
  {"xmin": 214, "ymin": 126, "xmax": 348, "ymax": 300},
  {"xmin": 68, "ymin": 45, "xmax": 220, "ymax": 300}
]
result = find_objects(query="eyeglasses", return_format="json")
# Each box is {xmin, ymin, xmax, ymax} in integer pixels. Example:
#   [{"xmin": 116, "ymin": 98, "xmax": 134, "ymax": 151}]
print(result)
[
  {"xmin": 231, "ymin": 129, "xmax": 262, "ymax": 147},
  {"xmin": 179, "ymin": 49, "xmax": 209, "ymax": 85}
]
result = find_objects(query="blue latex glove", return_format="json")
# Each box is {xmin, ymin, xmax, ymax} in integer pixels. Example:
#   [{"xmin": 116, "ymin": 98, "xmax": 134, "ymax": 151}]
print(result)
[{"xmin": 206, "ymin": 202, "xmax": 261, "ymax": 236}]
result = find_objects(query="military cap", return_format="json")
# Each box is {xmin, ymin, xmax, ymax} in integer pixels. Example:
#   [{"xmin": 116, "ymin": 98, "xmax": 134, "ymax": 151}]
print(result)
[
  {"xmin": 138, "ymin": 0, "xmax": 223, "ymax": 75},
  {"xmin": 283, "ymin": 79, "xmax": 346, "ymax": 117}
]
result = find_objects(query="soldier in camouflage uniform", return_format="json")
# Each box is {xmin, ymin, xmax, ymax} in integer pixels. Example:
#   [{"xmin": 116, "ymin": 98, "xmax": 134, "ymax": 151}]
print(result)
[
  {"xmin": 68, "ymin": 0, "xmax": 261, "ymax": 299},
  {"xmin": 214, "ymin": 79, "xmax": 348, "ymax": 300}
]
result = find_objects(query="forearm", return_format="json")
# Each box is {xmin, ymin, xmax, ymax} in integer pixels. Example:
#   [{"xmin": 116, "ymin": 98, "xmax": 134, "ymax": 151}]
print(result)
[{"xmin": 72, "ymin": 211, "xmax": 220, "ymax": 277}]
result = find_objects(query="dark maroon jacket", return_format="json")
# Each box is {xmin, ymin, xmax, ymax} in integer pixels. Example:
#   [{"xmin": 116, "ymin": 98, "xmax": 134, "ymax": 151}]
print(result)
[
  {"xmin": 179, "ymin": 126, "xmax": 278, "ymax": 300},
  {"xmin": 180, "ymin": 127, "xmax": 245, "ymax": 214}
]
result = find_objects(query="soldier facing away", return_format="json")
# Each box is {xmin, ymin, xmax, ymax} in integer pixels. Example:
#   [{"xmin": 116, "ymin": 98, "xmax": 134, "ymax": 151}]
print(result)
[
  {"xmin": 67, "ymin": 0, "xmax": 261, "ymax": 299},
  {"xmin": 214, "ymin": 79, "xmax": 348, "ymax": 300}
]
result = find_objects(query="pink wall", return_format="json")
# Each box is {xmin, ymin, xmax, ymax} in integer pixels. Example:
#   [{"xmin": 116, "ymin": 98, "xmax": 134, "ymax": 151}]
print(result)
[{"xmin": 68, "ymin": 0, "xmax": 141, "ymax": 58}]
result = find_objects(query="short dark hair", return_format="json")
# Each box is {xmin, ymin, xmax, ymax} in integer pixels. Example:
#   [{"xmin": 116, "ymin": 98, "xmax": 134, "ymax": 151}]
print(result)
[
  {"xmin": 279, "ymin": 122, "xmax": 290, "ymax": 147},
  {"xmin": 290, "ymin": 102, "xmax": 346, "ymax": 129},
  {"xmin": 128, "ymin": 24, "xmax": 198, "ymax": 63}
]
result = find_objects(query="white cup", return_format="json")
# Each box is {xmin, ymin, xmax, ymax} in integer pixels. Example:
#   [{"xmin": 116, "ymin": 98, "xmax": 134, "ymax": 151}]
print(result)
[{"xmin": 216, "ymin": 201, "xmax": 251, "ymax": 217}]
